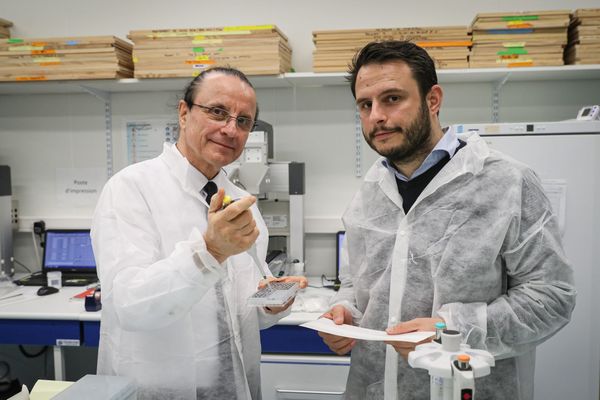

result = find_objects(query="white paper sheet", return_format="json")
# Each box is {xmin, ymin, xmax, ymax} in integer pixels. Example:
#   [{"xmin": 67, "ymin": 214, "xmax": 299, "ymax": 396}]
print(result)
[
  {"xmin": 301, "ymin": 318, "xmax": 435, "ymax": 343},
  {"xmin": 125, "ymin": 120, "xmax": 179, "ymax": 165},
  {"xmin": 542, "ymin": 179, "xmax": 567, "ymax": 236}
]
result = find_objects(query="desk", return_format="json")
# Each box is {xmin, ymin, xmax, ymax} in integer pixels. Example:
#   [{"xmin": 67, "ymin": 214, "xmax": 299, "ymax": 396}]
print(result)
[
  {"xmin": 0, "ymin": 281, "xmax": 338, "ymax": 381},
  {"xmin": 0, "ymin": 285, "xmax": 99, "ymax": 380}
]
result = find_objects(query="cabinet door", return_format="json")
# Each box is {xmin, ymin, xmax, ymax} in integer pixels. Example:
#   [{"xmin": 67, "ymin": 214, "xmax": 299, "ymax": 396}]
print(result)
[{"xmin": 261, "ymin": 354, "xmax": 350, "ymax": 400}]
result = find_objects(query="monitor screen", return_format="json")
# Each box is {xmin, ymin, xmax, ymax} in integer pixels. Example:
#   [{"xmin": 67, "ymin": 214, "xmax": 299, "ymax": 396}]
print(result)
[{"xmin": 43, "ymin": 230, "xmax": 96, "ymax": 271}]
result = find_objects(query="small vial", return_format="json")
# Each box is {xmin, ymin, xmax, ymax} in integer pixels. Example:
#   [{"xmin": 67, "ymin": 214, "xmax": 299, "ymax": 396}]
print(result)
[
  {"xmin": 457, "ymin": 354, "xmax": 471, "ymax": 370},
  {"xmin": 434, "ymin": 321, "xmax": 446, "ymax": 343}
]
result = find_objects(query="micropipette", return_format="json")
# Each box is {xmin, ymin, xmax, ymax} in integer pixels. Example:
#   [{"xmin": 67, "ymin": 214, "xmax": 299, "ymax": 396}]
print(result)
[{"xmin": 221, "ymin": 195, "xmax": 272, "ymax": 286}]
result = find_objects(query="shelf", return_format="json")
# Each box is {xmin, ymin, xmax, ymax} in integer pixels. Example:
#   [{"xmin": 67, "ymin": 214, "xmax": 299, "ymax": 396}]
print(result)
[
  {"xmin": 438, "ymin": 64, "xmax": 600, "ymax": 84},
  {"xmin": 0, "ymin": 75, "xmax": 292, "ymax": 95},
  {"xmin": 17, "ymin": 215, "xmax": 343, "ymax": 234},
  {"xmin": 0, "ymin": 65, "xmax": 599, "ymax": 95}
]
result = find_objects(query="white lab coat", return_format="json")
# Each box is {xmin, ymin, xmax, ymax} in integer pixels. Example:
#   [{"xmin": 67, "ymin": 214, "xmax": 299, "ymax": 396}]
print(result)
[
  {"xmin": 91, "ymin": 143, "xmax": 284, "ymax": 399},
  {"xmin": 332, "ymin": 132, "xmax": 576, "ymax": 400}
]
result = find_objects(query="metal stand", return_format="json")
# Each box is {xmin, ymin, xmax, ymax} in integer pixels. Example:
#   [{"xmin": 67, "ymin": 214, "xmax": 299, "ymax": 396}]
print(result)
[
  {"xmin": 0, "ymin": 166, "xmax": 14, "ymax": 280},
  {"xmin": 53, "ymin": 346, "xmax": 66, "ymax": 380}
]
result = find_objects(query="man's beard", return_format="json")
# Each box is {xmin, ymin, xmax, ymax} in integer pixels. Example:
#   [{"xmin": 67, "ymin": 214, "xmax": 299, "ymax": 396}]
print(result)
[{"xmin": 364, "ymin": 100, "xmax": 432, "ymax": 164}]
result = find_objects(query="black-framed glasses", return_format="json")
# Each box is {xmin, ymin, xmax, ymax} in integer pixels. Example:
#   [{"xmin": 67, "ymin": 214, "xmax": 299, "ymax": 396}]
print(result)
[{"xmin": 191, "ymin": 103, "xmax": 255, "ymax": 132}]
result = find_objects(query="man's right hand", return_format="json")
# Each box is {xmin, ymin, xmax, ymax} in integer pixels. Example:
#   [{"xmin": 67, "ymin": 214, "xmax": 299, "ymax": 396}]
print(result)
[
  {"xmin": 318, "ymin": 305, "xmax": 356, "ymax": 355},
  {"xmin": 204, "ymin": 188, "xmax": 259, "ymax": 264}
]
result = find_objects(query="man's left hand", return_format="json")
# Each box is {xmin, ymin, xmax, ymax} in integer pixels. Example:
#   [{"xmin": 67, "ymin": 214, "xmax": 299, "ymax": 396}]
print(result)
[
  {"xmin": 385, "ymin": 317, "xmax": 444, "ymax": 360},
  {"xmin": 259, "ymin": 276, "xmax": 308, "ymax": 314}
]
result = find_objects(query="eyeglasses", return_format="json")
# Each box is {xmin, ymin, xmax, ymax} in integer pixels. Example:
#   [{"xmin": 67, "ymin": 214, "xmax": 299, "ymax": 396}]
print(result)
[{"xmin": 191, "ymin": 103, "xmax": 255, "ymax": 132}]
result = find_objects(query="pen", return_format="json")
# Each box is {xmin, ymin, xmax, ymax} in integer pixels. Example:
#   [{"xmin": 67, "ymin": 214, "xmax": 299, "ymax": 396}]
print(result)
[{"xmin": 0, "ymin": 293, "xmax": 23, "ymax": 301}]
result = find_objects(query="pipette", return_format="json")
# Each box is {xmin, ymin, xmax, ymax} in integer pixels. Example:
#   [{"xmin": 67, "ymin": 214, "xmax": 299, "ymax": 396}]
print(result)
[
  {"xmin": 222, "ymin": 195, "xmax": 272, "ymax": 286},
  {"xmin": 247, "ymin": 243, "xmax": 272, "ymax": 284}
]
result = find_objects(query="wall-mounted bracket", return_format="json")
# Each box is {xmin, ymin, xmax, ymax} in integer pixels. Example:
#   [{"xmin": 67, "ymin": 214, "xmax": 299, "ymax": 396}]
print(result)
[
  {"xmin": 79, "ymin": 85, "xmax": 113, "ymax": 178},
  {"xmin": 492, "ymin": 73, "xmax": 510, "ymax": 123}
]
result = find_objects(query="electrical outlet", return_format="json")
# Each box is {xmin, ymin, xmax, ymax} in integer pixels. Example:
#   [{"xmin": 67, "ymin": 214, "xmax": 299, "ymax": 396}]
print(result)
[{"xmin": 11, "ymin": 199, "xmax": 18, "ymax": 228}]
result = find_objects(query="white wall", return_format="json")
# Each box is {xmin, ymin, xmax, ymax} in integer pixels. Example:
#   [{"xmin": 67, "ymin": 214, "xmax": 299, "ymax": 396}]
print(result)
[{"xmin": 2, "ymin": 0, "xmax": 599, "ymax": 72}]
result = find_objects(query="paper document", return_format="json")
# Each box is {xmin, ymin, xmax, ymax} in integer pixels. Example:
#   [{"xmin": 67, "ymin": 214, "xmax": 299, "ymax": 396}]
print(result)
[
  {"xmin": 301, "ymin": 318, "xmax": 435, "ymax": 343},
  {"xmin": 30, "ymin": 379, "xmax": 73, "ymax": 399}
]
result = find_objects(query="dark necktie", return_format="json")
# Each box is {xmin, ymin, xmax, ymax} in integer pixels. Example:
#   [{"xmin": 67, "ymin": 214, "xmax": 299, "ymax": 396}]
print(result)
[
  {"xmin": 198, "ymin": 180, "xmax": 239, "ymax": 398},
  {"xmin": 202, "ymin": 181, "xmax": 218, "ymax": 204}
]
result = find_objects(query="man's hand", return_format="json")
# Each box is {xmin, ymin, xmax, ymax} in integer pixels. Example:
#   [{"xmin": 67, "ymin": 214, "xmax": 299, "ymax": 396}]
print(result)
[
  {"xmin": 260, "ymin": 276, "xmax": 309, "ymax": 314},
  {"xmin": 384, "ymin": 317, "xmax": 443, "ymax": 360},
  {"xmin": 204, "ymin": 188, "xmax": 259, "ymax": 263},
  {"xmin": 258, "ymin": 275, "xmax": 308, "ymax": 290},
  {"xmin": 318, "ymin": 305, "xmax": 356, "ymax": 355}
]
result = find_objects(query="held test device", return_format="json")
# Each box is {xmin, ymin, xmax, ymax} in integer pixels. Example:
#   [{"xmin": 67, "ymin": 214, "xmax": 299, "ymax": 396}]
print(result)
[
  {"xmin": 246, "ymin": 244, "xmax": 299, "ymax": 307},
  {"xmin": 247, "ymin": 281, "xmax": 299, "ymax": 307}
]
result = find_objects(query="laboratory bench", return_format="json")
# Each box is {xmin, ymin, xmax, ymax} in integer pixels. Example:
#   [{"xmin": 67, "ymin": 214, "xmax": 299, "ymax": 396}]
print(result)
[{"xmin": 0, "ymin": 279, "xmax": 351, "ymax": 399}]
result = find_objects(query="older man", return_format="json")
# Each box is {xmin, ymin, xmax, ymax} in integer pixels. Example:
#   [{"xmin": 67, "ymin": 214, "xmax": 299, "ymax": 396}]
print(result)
[{"xmin": 92, "ymin": 67, "xmax": 304, "ymax": 399}]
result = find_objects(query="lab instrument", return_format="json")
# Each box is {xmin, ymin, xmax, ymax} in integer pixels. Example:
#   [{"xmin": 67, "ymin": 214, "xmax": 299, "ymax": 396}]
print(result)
[
  {"xmin": 576, "ymin": 105, "xmax": 600, "ymax": 121},
  {"xmin": 247, "ymin": 243, "xmax": 271, "ymax": 282},
  {"xmin": 0, "ymin": 165, "xmax": 13, "ymax": 280},
  {"xmin": 226, "ymin": 121, "xmax": 305, "ymax": 267},
  {"xmin": 408, "ymin": 329, "xmax": 494, "ymax": 400}
]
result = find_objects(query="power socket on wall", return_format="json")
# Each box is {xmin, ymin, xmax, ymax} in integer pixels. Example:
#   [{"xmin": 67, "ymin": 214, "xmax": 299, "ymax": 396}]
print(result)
[{"xmin": 11, "ymin": 199, "xmax": 18, "ymax": 228}]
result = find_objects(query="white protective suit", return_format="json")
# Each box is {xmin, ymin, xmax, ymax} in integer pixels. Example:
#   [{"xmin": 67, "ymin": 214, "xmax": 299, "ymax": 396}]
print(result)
[
  {"xmin": 91, "ymin": 142, "xmax": 285, "ymax": 399},
  {"xmin": 333, "ymin": 132, "xmax": 576, "ymax": 400}
]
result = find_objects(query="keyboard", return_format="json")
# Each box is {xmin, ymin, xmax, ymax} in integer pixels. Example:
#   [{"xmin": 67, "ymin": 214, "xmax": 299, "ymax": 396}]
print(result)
[
  {"xmin": 247, "ymin": 281, "xmax": 299, "ymax": 307},
  {"xmin": 13, "ymin": 272, "xmax": 98, "ymax": 287}
]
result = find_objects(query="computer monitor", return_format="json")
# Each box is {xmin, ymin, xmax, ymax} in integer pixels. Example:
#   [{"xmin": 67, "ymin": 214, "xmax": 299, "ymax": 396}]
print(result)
[{"xmin": 42, "ymin": 229, "xmax": 96, "ymax": 273}]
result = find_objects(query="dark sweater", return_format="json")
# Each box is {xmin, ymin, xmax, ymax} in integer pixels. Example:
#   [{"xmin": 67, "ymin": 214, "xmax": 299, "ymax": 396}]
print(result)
[{"xmin": 395, "ymin": 140, "xmax": 466, "ymax": 214}]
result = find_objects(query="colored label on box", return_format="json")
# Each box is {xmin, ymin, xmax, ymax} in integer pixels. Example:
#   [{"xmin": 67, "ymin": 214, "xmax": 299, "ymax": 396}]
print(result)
[
  {"xmin": 498, "ymin": 48, "xmax": 527, "ymax": 55},
  {"xmin": 16, "ymin": 76, "xmax": 47, "ymax": 81},
  {"xmin": 31, "ymin": 49, "xmax": 56, "ymax": 55},
  {"xmin": 502, "ymin": 15, "xmax": 539, "ymax": 21},
  {"xmin": 9, "ymin": 45, "xmax": 43, "ymax": 51},
  {"xmin": 223, "ymin": 25, "xmax": 274, "ymax": 31}
]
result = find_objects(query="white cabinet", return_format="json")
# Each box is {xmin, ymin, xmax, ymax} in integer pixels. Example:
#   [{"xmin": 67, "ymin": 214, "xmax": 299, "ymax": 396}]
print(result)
[{"xmin": 261, "ymin": 354, "xmax": 350, "ymax": 400}]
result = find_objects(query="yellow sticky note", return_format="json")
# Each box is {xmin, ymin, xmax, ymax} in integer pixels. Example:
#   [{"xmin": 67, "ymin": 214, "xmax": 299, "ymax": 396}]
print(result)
[{"xmin": 30, "ymin": 379, "xmax": 74, "ymax": 400}]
